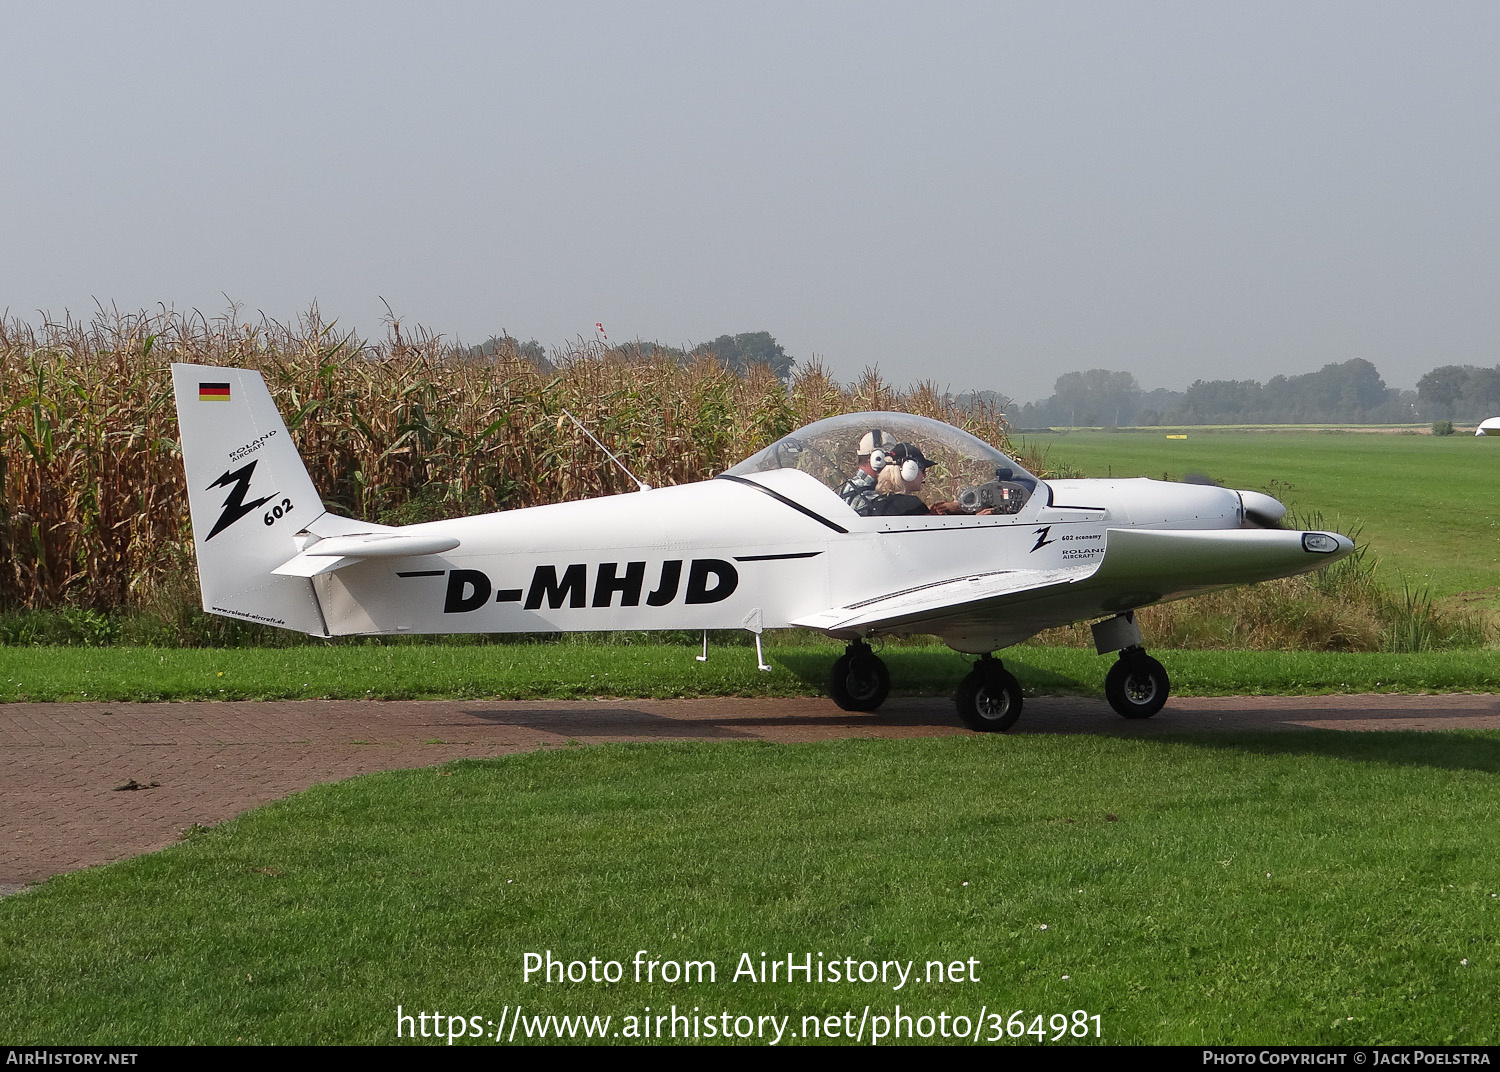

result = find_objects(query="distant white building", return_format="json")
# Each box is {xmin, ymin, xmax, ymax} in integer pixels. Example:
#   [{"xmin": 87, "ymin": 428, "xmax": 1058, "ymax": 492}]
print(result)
[{"xmin": 1477, "ymin": 417, "xmax": 1500, "ymax": 436}]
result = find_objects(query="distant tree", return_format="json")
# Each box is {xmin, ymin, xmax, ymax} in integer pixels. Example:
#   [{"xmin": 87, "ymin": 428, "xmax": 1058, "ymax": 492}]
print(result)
[
  {"xmin": 692, "ymin": 332, "xmax": 795, "ymax": 381},
  {"xmin": 1387, "ymin": 388, "xmax": 1420, "ymax": 424},
  {"xmin": 1171, "ymin": 361, "xmax": 1390, "ymax": 423},
  {"xmin": 1414, "ymin": 364, "xmax": 1500, "ymax": 420},
  {"xmin": 1135, "ymin": 387, "xmax": 1185, "ymax": 426},
  {"xmin": 1179, "ymin": 379, "xmax": 1261, "ymax": 422},
  {"xmin": 1320, "ymin": 358, "xmax": 1387, "ymax": 417},
  {"xmin": 1050, "ymin": 369, "xmax": 1141, "ymax": 427},
  {"xmin": 1463, "ymin": 367, "xmax": 1500, "ymax": 416},
  {"xmin": 1020, "ymin": 357, "xmax": 1418, "ymax": 426},
  {"xmin": 632, "ymin": 341, "xmax": 688, "ymax": 362},
  {"xmin": 467, "ymin": 333, "xmax": 552, "ymax": 370},
  {"xmin": 950, "ymin": 389, "xmax": 1015, "ymax": 414},
  {"xmin": 1417, "ymin": 365, "xmax": 1472, "ymax": 418}
]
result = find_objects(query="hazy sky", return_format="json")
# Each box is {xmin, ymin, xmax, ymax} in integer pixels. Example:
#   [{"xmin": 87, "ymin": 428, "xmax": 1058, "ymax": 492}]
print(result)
[{"xmin": 3, "ymin": 2, "xmax": 1496, "ymax": 401}]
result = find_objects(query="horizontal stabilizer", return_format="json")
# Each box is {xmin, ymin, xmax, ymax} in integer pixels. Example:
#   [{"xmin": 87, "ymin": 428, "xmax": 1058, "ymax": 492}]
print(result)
[
  {"xmin": 272, "ymin": 532, "xmax": 461, "ymax": 577},
  {"xmin": 304, "ymin": 513, "xmax": 396, "ymax": 538}
]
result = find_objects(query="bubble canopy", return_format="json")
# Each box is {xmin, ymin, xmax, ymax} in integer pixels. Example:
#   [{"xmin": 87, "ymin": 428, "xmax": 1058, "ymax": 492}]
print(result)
[{"xmin": 722, "ymin": 411, "xmax": 1039, "ymax": 510}]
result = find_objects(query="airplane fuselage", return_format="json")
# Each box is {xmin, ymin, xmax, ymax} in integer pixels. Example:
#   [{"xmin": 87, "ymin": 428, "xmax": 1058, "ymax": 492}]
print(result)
[{"xmin": 305, "ymin": 469, "xmax": 1259, "ymax": 652}]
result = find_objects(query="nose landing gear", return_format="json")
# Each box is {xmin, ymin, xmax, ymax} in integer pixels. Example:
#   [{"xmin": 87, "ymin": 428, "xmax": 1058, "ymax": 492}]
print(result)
[
  {"xmin": 1104, "ymin": 647, "xmax": 1170, "ymax": 719},
  {"xmin": 1092, "ymin": 612, "xmax": 1171, "ymax": 719}
]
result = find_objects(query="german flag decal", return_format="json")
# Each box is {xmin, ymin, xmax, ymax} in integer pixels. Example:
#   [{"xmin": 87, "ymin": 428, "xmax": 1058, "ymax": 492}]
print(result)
[{"xmin": 199, "ymin": 382, "xmax": 231, "ymax": 402}]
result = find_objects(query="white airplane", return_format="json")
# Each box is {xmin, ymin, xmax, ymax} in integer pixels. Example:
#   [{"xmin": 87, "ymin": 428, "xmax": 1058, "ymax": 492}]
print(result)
[{"xmin": 172, "ymin": 363, "xmax": 1354, "ymax": 732}]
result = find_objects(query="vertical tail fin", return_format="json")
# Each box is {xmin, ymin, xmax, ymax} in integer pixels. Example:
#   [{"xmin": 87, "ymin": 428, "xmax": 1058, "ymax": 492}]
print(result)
[{"xmin": 171, "ymin": 363, "xmax": 330, "ymax": 635}]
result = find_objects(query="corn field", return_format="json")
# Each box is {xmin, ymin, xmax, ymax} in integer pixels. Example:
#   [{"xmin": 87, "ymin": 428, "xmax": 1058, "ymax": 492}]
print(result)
[{"xmin": 0, "ymin": 308, "xmax": 1015, "ymax": 613}]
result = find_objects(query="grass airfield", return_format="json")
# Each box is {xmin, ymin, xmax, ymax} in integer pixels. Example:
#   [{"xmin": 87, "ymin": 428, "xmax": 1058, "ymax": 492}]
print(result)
[
  {"xmin": 4, "ymin": 644, "xmax": 1499, "ymax": 1045},
  {"xmin": 2, "ymin": 641, "xmax": 1499, "ymax": 702},
  {"xmin": 4, "ymin": 425, "xmax": 1499, "ymax": 1046},
  {"xmin": 3, "ymin": 732, "xmax": 1499, "ymax": 1045}
]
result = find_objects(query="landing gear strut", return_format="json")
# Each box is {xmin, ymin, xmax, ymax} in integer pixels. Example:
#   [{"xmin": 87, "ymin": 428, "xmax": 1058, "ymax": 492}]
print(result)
[
  {"xmin": 828, "ymin": 639, "xmax": 890, "ymax": 712},
  {"xmin": 1092, "ymin": 613, "xmax": 1171, "ymax": 720},
  {"xmin": 1104, "ymin": 646, "xmax": 1170, "ymax": 719},
  {"xmin": 955, "ymin": 654, "xmax": 1023, "ymax": 732}
]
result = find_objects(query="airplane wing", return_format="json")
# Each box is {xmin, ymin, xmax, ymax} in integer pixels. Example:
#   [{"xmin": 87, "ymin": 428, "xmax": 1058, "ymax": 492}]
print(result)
[
  {"xmin": 791, "ymin": 526, "xmax": 1346, "ymax": 642},
  {"xmin": 790, "ymin": 566, "xmax": 1094, "ymax": 633}
]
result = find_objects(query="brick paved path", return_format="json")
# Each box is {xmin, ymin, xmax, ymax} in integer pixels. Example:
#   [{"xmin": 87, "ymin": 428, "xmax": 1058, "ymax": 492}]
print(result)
[{"xmin": 4, "ymin": 693, "xmax": 1497, "ymax": 892}]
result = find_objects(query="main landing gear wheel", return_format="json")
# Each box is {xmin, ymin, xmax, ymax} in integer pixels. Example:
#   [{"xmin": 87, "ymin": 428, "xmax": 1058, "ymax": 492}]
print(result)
[
  {"xmin": 828, "ymin": 640, "xmax": 890, "ymax": 712},
  {"xmin": 956, "ymin": 657, "xmax": 1023, "ymax": 732},
  {"xmin": 1104, "ymin": 650, "xmax": 1170, "ymax": 719}
]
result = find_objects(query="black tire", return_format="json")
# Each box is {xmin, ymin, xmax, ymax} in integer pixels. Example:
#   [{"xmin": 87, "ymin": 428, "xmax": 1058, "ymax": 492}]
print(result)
[
  {"xmin": 828, "ymin": 650, "xmax": 890, "ymax": 712},
  {"xmin": 1104, "ymin": 654, "xmax": 1170, "ymax": 719},
  {"xmin": 956, "ymin": 665, "xmax": 1023, "ymax": 732}
]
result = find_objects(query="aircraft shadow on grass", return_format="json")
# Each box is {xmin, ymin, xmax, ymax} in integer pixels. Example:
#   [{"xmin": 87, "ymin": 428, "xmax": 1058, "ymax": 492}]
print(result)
[
  {"xmin": 776, "ymin": 650, "xmax": 1091, "ymax": 697},
  {"xmin": 462, "ymin": 707, "xmax": 759, "ymax": 740},
  {"xmin": 1158, "ymin": 728, "xmax": 1500, "ymax": 776},
  {"xmin": 466, "ymin": 646, "xmax": 1500, "ymax": 775}
]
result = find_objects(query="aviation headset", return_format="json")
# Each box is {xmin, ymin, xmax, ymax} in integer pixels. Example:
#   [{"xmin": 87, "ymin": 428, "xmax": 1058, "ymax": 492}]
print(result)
[
  {"xmin": 890, "ymin": 443, "xmax": 923, "ymax": 484},
  {"xmin": 863, "ymin": 432, "xmax": 925, "ymax": 483}
]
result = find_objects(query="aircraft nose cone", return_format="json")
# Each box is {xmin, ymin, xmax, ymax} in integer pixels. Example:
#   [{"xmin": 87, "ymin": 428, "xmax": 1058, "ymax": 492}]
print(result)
[
  {"xmin": 1237, "ymin": 489, "xmax": 1287, "ymax": 527},
  {"xmin": 1300, "ymin": 530, "xmax": 1355, "ymax": 560}
]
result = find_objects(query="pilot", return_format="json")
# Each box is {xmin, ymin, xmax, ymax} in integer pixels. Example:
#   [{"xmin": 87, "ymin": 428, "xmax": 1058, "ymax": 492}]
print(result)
[
  {"xmin": 867, "ymin": 444, "xmax": 971, "ymax": 516},
  {"xmin": 837, "ymin": 429, "xmax": 891, "ymax": 515}
]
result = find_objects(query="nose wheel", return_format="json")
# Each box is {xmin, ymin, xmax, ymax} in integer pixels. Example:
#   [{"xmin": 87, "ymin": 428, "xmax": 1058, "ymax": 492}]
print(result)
[
  {"xmin": 956, "ymin": 655, "xmax": 1023, "ymax": 732},
  {"xmin": 828, "ymin": 640, "xmax": 890, "ymax": 711},
  {"xmin": 1104, "ymin": 648, "xmax": 1170, "ymax": 718}
]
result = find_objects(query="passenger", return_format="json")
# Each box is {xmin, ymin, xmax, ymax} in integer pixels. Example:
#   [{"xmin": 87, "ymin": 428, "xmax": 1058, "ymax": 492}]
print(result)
[
  {"xmin": 837, "ymin": 429, "xmax": 891, "ymax": 515},
  {"xmin": 867, "ymin": 444, "xmax": 971, "ymax": 516}
]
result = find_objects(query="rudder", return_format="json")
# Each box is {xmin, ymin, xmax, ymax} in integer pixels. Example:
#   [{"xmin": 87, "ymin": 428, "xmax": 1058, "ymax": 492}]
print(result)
[{"xmin": 172, "ymin": 363, "xmax": 330, "ymax": 635}]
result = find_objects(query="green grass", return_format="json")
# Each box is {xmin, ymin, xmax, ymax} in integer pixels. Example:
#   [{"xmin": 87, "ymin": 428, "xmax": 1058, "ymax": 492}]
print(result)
[
  {"xmin": 1025, "ymin": 429, "xmax": 1500, "ymax": 604},
  {"xmin": 1, "ymin": 642, "xmax": 1497, "ymax": 702},
  {"xmin": 3, "ymin": 734, "xmax": 1498, "ymax": 1045}
]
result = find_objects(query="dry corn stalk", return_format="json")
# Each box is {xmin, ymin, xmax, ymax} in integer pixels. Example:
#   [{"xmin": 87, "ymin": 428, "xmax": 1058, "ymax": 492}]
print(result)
[{"xmin": 0, "ymin": 307, "xmax": 1016, "ymax": 611}]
